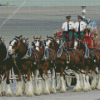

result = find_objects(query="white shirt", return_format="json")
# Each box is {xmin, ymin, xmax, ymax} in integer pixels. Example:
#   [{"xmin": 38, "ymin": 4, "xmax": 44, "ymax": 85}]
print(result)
[
  {"xmin": 62, "ymin": 21, "xmax": 74, "ymax": 31},
  {"xmin": 74, "ymin": 21, "xmax": 87, "ymax": 32}
]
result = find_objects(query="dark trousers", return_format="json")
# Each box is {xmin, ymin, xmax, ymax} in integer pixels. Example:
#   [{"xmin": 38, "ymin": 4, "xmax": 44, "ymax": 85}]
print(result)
[{"xmin": 62, "ymin": 31, "xmax": 73, "ymax": 42}]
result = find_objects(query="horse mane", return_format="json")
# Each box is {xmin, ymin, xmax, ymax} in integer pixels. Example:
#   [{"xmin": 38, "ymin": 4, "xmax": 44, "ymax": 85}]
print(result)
[
  {"xmin": 16, "ymin": 39, "xmax": 28, "ymax": 58},
  {"xmin": 50, "ymin": 38, "xmax": 59, "ymax": 52}
]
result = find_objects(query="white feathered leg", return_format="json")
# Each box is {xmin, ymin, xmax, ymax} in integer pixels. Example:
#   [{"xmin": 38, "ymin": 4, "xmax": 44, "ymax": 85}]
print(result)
[
  {"xmin": 34, "ymin": 70, "xmax": 40, "ymax": 95},
  {"xmin": 96, "ymin": 72, "xmax": 100, "ymax": 89},
  {"xmin": 73, "ymin": 72, "xmax": 81, "ymax": 92},
  {"xmin": 6, "ymin": 84, "xmax": 13, "ymax": 96},
  {"xmin": 56, "ymin": 75, "xmax": 60, "ymax": 90},
  {"xmin": 16, "ymin": 81, "xmax": 22, "ymax": 96},
  {"xmin": 43, "ymin": 75, "xmax": 50, "ymax": 94},
  {"xmin": 22, "ymin": 79, "xmax": 25, "ymax": 94},
  {"xmin": 86, "ymin": 75, "xmax": 91, "ymax": 91},
  {"xmin": 60, "ymin": 76, "xmax": 66, "ymax": 93},
  {"xmin": 38, "ymin": 79, "xmax": 42, "ymax": 94},
  {"xmin": 51, "ymin": 68, "xmax": 56, "ymax": 94},
  {"xmin": 91, "ymin": 72, "xmax": 96, "ymax": 89},
  {"xmin": 26, "ymin": 77, "xmax": 33, "ymax": 96},
  {"xmin": 82, "ymin": 74, "xmax": 88, "ymax": 92},
  {"xmin": 2, "ymin": 78, "xmax": 6, "ymax": 95},
  {"xmin": 79, "ymin": 73, "xmax": 83, "ymax": 90},
  {"xmin": 66, "ymin": 77, "xmax": 72, "ymax": 87}
]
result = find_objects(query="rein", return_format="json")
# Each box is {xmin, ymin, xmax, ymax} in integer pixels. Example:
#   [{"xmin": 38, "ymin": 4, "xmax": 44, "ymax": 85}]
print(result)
[{"xmin": 13, "ymin": 54, "xmax": 26, "ymax": 82}]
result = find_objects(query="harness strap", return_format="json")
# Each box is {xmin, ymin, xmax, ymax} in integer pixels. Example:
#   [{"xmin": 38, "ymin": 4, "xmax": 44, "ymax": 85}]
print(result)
[
  {"xmin": 70, "ymin": 49, "xmax": 76, "ymax": 64},
  {"xmin": 32, "ymin": 50, "xmax": 38, "ymax": 63},
  {"xmin": 90, "ymin": 51, "xmax": 96, "ymax": 62},
  {"xmin": 13, "ymin": 54, "xmax": 26, "ymax": 82},
  {"xmin": 48, "ymin": 48, "xmax": 56, "ymax": 61},
  {"xmin": 64, "ymin": 48, "xmax": 70, "ymax": 64}
]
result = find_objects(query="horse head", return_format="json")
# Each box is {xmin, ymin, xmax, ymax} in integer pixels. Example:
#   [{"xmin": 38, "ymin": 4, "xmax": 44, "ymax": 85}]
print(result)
[
  {"xmin": 8, "ymin": 36, "xmax": 28, "ymax": 58},
  {"xmin": 44, "ymin": 35, "xmax": 52, "ymax": 49},
  {"xmin": 32, "ymin": 36, "xmax": 42, "ymax": 51}
]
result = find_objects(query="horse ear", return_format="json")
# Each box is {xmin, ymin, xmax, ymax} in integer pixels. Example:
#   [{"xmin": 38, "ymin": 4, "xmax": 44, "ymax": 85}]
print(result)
[
  {"xmin": 33, "ymin": 36, "xmax": 35, "ymax": 39},
  {"xmin": 39, "ymin": 36, "xmax": 42, "ymax": 39}
]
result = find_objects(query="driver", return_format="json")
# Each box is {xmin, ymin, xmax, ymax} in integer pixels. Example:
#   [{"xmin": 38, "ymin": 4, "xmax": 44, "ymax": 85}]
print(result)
[{"xmin": 62, "ymin": 15, "xmax": 74, "ymax": 43}]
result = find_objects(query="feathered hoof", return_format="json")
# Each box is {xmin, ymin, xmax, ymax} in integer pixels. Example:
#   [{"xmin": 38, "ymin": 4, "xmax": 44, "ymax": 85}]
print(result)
[
  {"xmin": 16, "ymin": 90, "xmax": 22, "ymax": 97},
  {"xmin": 83, "ymin": 88, "xmax": 88, "ymax": 92},
  {"xmin": 56, "ymin": 87, "xmax": 60, "ymax": 90},
  {"xmin": 26, "ymin": 92, "xmax": 33, "ymax": 97},
  {"xmin": 91, "ymin": 86, "xmax": 96, "ymax": 90},
  {"xmin": 88, "ymin": 87, "xmax": 92, "ymax": 91},
  {"xmin": 73, "ymin": 87, "xmax": 81, "ymax": 92},
  {"xmin": 66, "ymin": 87, "xmax": 68, "ymax": 90},
  {"xmin": 50, "ymin": 88, "xmax": 56, "ymax": 94},
  {"xmin": 43, "ymin": 89, "xmax": 50, "ymax": 95},
  {"xmin": 60, "ymin": 88, "xmax": 66, "ymax": 93},
  {"xmin": 34, "ymin": 89, "xmax": 40, "ymax": 96},
  {"xmin": 2, "ymin": 91, "xmax": 6, "ymax": 96},
  {"xmin": 6, "ymin": 92, "xmax": 13, "ymax": 97}
]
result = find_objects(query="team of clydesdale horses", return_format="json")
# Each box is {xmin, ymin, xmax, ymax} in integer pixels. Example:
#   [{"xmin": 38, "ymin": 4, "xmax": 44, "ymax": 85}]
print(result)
[{"xmin": 0, "ymin": 33, "xmax": 100, "ymax": 97}]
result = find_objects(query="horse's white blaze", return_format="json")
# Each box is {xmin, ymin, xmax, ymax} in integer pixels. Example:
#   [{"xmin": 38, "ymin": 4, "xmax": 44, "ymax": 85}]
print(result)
[
  {"xmin": 56, "ymin": 75, "xmax": 60, "ymax": 90},
  {"xmin": 60, "ymin": 76, "xmax": 66, "ymax": 93},
  {"xmin": 82, "ymin": 74, "xmax": 88, "ymax": 92},
  {"xmin": 45, "ymin": 39, "xmax": 51, "ymax": 49},
  {"xmin": 26, "ymin": 77, "xmax": 33, "ymax": 96},
  {"xmin": 73, "ymin": 72, "xmax": 81, "ymax": 92},
  {"xmin": 43, "ymin": 75, "xmax": 50, "ymax": 94},
  {"xmin": 86, "ymin": 75, "xmax": 91, "ymax": 91},
  {"xmin": 74, "ymin": 40, "xmax": 78, "ymax": 49},
  {"xmin": 16, "ymin": 81, "xmax": 22, "ymax": 96},
  {"xmin": 2, "ymin": 78, "xmax": 6, "ymax": 95},
  {"xmin": 96, "ymin": 72, "xmax": 100, "ymax": 89},
  {"xmin": 34, "ymin": 70, "xmax": 40, "ymax": 95},
  {"xmin": 51, "ymin": 68, "xmax": 56, "ymax": 93},
  {"xmin": 6, "ymin": 84, "xmax": 12, "ymax": 96},
  {"xmin": 34, "ymin": 41, "xmax": 40, "ymax": 51},
  {"xmin": 8, "ymin": 39, "xmax": 16, "ymax": 54},
  {"xmin": 91, "ymin": 73, "xmax": 97, "ymax": 89}
]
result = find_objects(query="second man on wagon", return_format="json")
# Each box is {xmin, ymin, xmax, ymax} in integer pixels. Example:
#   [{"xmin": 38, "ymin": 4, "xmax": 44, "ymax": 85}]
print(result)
[{"xmin": 62, "ymin": 15, "xmax": 74, "ymax": 43}]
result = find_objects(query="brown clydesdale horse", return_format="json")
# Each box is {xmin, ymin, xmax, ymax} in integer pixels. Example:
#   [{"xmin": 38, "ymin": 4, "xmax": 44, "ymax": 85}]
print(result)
[
  {"xmin": 76, "ymin": 39, "xmax": 100, "ymax": 91},
  {"xmin": 7, "ymin": 35, "xmax": 34, "ymax": 96},
  {"xmin": 45, "ymin": 36, "xmax": 86, "ymax": 92},
  {"xmin": 31, "ymin": 36, "xmax": 56, "ymax": 95}
]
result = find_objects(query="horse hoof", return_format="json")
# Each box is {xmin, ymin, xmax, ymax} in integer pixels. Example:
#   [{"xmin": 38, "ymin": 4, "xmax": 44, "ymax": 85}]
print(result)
[
  {"xmin": 73, "ymin": 88, "xmax": 80, "ymax": 92},
  {"xmin": 56, "ymin": 87, "xmax": 60, "ymax": 90},
  {"xmin": 16, "ymin": 94, "xmax": 22, "ymax": 97},
  {"xmin": 84, "ymin": 89, "xmax": 88, "ymax": 92},
  {"xmin": 34, "ymin": 92, "xmax": 40, "ymax": 96},
  {"xmin": 43, "ymin": 90, "xmax": 50, "ymax": 95},
  {"xmin": 7, "ymin": 93, "xmax": 13, "ymax": 97},
  {"xmin": 50, "ymin": 88, "xmax": 56, "ymax": 94},
  {"xmin": 26, "ymin": 93, "xmax": 33, "ymax": 97},
  {"xmin": 2, "ymin": 91, "xmax": 6, "ymax": 96},
  {"xmin": 60, "ymin": 89, "xmax": 66, "ymax": 93}
]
